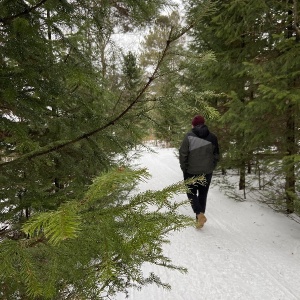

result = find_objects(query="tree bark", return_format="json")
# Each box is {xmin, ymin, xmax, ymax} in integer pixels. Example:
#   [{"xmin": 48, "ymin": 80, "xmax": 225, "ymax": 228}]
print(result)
[{"xmin": 284, "ymin": 2, "xmax": 297, "ymax": 214}]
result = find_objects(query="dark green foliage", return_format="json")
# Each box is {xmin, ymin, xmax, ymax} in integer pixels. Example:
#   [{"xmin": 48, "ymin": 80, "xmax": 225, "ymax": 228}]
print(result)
[
  {"xmin": 185, "ymin": 0, "xmax": 300, "ymax": 212},
  {"xmin": 1, "ymin": 167, "xmax": 192, "ymax": 299},
  {"xmin": 0, "ymin": 0, "xmax": 195, "ymax": 298},
  {"xmin": 139, "ymin": 4, "xmax": 220, "ymax": 147},
  {"xmin": 0, "ymin": 0, "xmax": 166, "ymax": 227}
]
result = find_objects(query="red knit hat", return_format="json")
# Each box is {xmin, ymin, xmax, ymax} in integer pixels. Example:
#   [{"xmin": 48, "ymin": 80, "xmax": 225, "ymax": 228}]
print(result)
[{"xmin": 192, "ymin": 115, "xmax": 205, "ymax": 126}]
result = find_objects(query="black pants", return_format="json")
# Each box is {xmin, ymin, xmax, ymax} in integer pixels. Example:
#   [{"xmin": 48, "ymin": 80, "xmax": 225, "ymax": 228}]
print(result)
[{"xmin": 184, "ymin": 173, "xmax": 213, "ymax": 215}]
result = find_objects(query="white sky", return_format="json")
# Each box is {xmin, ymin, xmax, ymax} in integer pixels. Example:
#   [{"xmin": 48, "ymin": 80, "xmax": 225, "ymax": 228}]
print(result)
[
  {"xmin": 116, "ymin": 145, "xmax": 300, "ymax": 300},
  {"xmin": 112, "ymin": 0, "xmax": 185, "ymax": 53}
]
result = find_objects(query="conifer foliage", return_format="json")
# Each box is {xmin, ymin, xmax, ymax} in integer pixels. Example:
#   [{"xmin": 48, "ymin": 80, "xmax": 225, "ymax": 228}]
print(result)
[
  {"xmin": 139, "ymin": 2, "xmax": 220, "ymax": 147},
  {"xmin": 0, "ymin": 0, "xmax": 194, "ymax": 299},
  {"xmin": 1, "ymin": 167, "xmax": 191, "ymax": 299},
  {"xmin": 185, "ymin": 0, "xmax": 300, "ymax": 213}
]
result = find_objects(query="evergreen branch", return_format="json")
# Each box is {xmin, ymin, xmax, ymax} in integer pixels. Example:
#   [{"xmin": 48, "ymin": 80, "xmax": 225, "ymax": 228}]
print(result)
[
  {"xmin": 22, "ymin": 202, "xmax": 81, "ymax": 246},
  {"xmin": 0, "ymin": 0, "xmax": 49, "ymax": 24},
  {"xmin": 0, "ymin": 26, "xmax": 192, "ymax": 168}
]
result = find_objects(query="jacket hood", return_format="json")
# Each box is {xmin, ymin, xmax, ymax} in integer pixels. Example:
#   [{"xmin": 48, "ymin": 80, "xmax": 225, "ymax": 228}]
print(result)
[{"xmin": 192, "ymin": 124, "xmax": 210, "ymax": 138}]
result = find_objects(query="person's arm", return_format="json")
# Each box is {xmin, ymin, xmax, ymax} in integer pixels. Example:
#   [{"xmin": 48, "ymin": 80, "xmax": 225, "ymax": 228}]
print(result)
[{"xmin": 179, "ymin": 135, "xmax": 189, "ymax": 174}]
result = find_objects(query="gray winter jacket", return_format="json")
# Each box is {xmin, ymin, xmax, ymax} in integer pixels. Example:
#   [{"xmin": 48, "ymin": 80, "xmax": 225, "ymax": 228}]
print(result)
[{"xmin": 179, "ymin": 124, "xmax": 219, "ymax": 175}]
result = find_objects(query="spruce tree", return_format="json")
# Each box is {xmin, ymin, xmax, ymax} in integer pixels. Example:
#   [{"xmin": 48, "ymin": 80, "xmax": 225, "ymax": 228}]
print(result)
[
  {"xmin": 139, "ymin": 3, "xmax": 220, "ymax": 147},
  {"xmin": 0, "ymin": 1, "xmax": 197, "ymax": 298},
  {"xmin": 185, "ymin": 0, "xmax": 300, "ymax": 211}
]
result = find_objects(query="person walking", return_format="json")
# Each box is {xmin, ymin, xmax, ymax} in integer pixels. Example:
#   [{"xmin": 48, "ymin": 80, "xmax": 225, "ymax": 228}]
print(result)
[{"xmin": 179, "ymin": 115, "xmax": 219, "ymax": 228}]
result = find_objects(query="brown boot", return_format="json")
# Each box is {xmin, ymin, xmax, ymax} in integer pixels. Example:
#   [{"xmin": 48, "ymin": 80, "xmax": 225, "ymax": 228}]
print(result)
[{"xmin": 196, "ymin": 213, "xmax": 207, "ymax": 229}]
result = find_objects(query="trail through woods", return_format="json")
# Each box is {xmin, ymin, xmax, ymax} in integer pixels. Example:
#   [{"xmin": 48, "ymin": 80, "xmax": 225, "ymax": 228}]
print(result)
[{"xmin": 116, "ymin": 147, "xmax": 300, "ymax": 300}]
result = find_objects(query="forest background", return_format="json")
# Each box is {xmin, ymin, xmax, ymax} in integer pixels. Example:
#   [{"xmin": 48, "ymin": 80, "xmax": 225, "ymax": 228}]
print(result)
[{"xmin": 0, "ymin": 0, "xmax": 299, "ymax": 299}]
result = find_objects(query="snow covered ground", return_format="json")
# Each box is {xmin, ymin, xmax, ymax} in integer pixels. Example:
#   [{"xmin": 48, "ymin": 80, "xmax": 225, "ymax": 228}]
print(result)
[{"xmin": 116, "ymin": 146, "xmax": 300, "ymax": 300}]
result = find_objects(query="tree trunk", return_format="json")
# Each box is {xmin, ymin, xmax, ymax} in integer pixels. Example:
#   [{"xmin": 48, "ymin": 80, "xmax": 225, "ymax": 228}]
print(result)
[
  {"xmin": 247, "ymin": 160, "xmax": 252, "ymax": 174},
  {"xmin": 285, "ymin": 103, "xmax": 296, "ymax": 213},
  {"xmin": 239, "ymin": 162, "xmax": 246, "ymax": 191},
  {"xmin": 284, "ymin": 2, "xmax": 297, "ymax": 214}
]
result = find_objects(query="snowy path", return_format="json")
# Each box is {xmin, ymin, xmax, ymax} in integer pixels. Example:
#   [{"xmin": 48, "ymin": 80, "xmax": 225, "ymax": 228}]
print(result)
[{"xmin": 116, "ymin": 147, "xmax": 300, "ymax": 300}]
